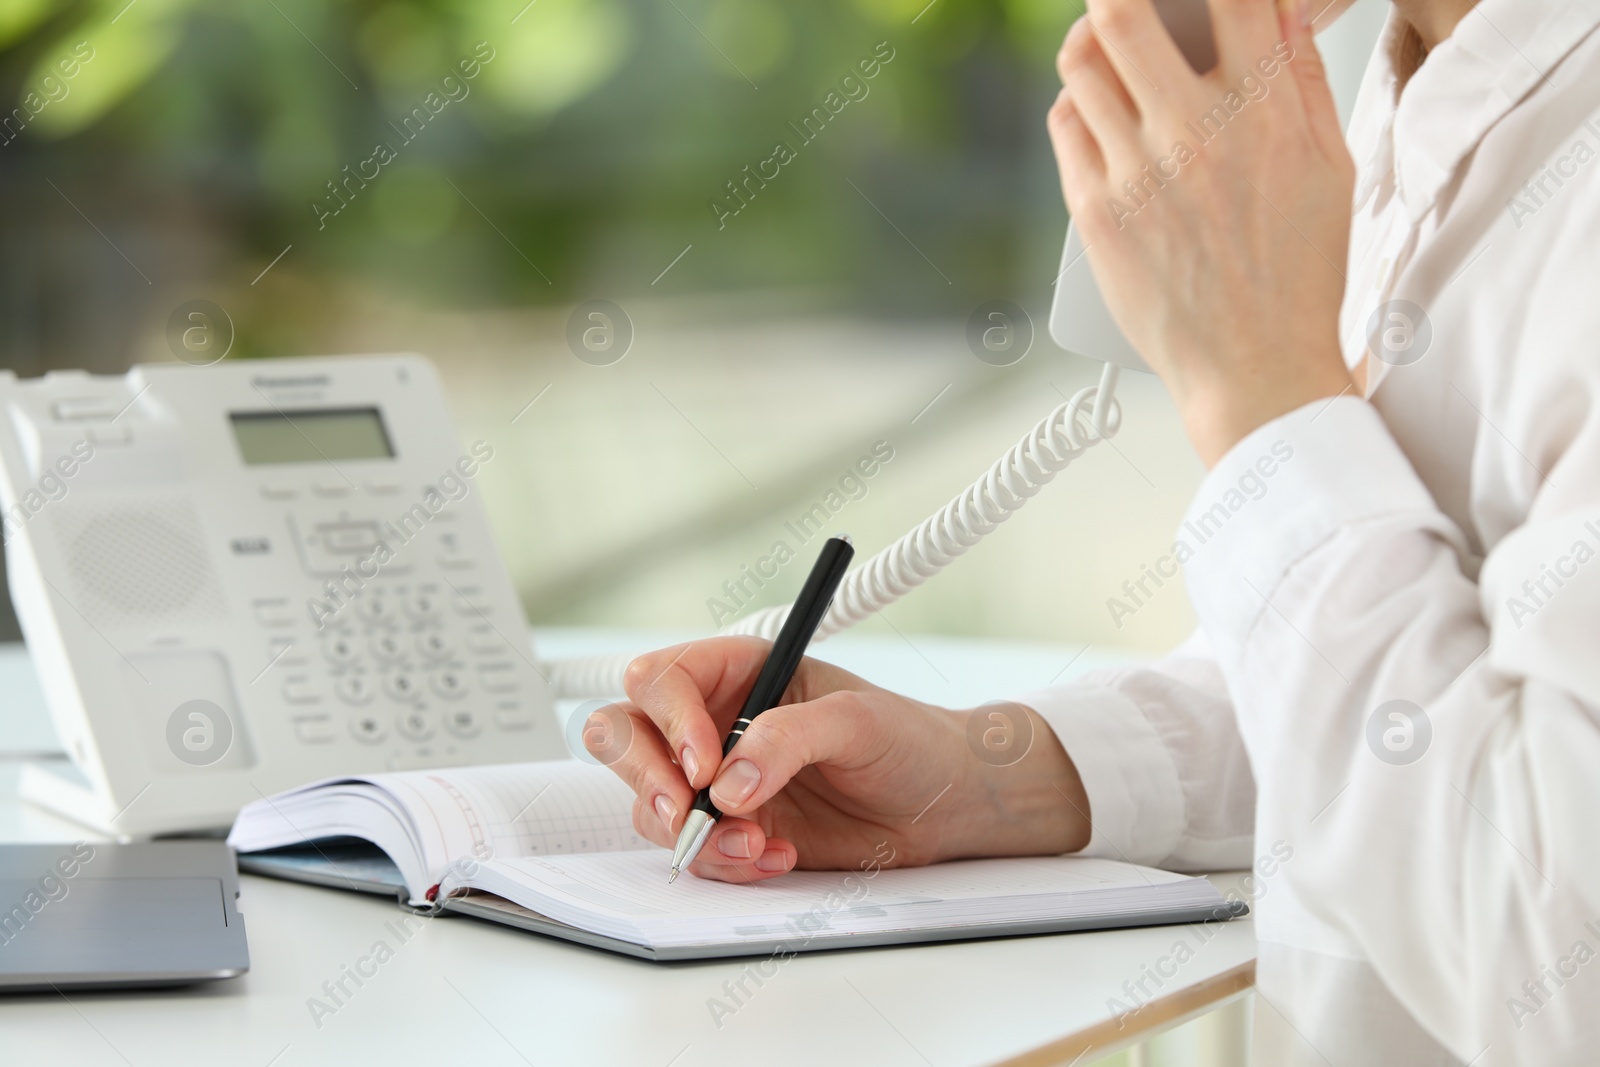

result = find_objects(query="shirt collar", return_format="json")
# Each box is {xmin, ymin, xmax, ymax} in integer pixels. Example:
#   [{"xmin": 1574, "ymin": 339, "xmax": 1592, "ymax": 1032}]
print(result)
[{"xmin": 1386, "ymin": 0, "xmax": 1600, "ymax": 219}]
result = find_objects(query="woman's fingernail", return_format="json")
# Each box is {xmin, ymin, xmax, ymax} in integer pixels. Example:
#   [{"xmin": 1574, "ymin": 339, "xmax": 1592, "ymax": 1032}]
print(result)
[
  {"xmin": 716, "ymin": 829, "xmax": 753, "ymax": 859},
  {"xmin": 653, "ymin": 794, "xmax": 677, "ymax": 831},
  {"xmin": 755, "ymin": 848, "xmax": 790, "ymax": 873},
  {"xmin": 680, "ymin": 746, "xmax": 700, "ymax": 784},
  {"xmin": 710, "ymin": 759, "xmax": 761, "ymax": 807}
]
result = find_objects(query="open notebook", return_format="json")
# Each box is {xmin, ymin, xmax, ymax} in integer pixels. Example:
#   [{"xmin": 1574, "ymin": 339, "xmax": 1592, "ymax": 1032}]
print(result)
[{"xmin": 229, "ymin": 760, "xmax": 1244, "ymax": 961}]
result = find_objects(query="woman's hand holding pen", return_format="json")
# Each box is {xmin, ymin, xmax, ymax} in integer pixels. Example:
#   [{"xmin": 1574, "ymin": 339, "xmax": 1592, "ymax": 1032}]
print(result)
[{"xmin": 591, "ymin": 637, "xmax": 1093, "ymax": 883}]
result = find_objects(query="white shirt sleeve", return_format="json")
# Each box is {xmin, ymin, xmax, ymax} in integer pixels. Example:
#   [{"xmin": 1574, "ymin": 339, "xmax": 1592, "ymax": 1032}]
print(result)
[
  {"xmin": 1015, "ymin": 630, "xmax": 1257, "ymax": 873},
  {"xmin": 1180, "ymin": 393, "xmax": 1600, "ymax": 1063}
]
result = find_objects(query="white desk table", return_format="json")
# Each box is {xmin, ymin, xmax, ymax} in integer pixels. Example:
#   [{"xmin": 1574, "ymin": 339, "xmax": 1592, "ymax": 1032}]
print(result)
[{"xmin": 0, "ymin": 629, "xmax": 1257, "ymax": 1066}]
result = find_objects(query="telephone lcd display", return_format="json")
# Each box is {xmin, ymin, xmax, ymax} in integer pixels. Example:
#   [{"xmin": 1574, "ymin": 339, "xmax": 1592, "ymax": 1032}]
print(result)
[{"xmin": 230, "ymin": 408, "xmax": 393, "ymax": 465}]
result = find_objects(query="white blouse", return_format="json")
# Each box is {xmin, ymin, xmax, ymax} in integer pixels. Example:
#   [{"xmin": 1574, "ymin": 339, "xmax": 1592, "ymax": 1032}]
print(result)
[{"xmin": 1024, "ymin": 2, "xmax": 1600, "ymax": 1062}]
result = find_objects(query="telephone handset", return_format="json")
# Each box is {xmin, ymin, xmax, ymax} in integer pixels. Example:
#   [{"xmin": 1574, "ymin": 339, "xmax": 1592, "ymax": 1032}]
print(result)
[
  {"xmin": 0, "ymin": 356, "xmax": 565, "ymax": 836},
  {"xmin": 1048, "ymin": 0, "xmax": 1218, "ymax": 374}
]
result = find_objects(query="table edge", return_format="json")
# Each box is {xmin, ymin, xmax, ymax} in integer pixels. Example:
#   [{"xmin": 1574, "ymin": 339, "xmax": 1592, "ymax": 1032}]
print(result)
[{"xmin": 987, "ymin": 959, "xmax": 1256, "ymax": 1067}]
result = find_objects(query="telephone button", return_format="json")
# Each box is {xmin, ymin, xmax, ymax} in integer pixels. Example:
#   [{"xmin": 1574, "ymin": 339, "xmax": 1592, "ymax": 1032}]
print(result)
[
  {"xmin": 254, "ymin": 599, "xmax": 295, "ymax": 628},
  {"xmin": 350, "ymin": 714, "xmax": 387, "ymax": 743},
  {"xmin": 283, "ymin": 679, "xmax": 321, "ymax": 705},
  {"xmin": 294, "ymin": 717, "xmax": 336, "ymax": 743},
  {"xmin": 442, "ymin": 708, "xmax": 481, "ymax": 738},
  {"xmin": 259, "ymin": 482, "xmax": 298, "ymax": 500},
  {"xmin": 86, "ymin": 424, "xmax": 132, "ymax": 447},
  {"xmin": 437, "ymin": 536, "xmax": 472, "ymax": 570},
  {"xmin": 465, "ymin": 629, "xmax": 504, "ymax": 655},
  {"xmin": 369, "ymin": 633, "xmax": 404, "ymax": 661},
  {"xmin": 322, "ymin": 634, "xmax": 360, "ymax": 665},
  {"xmin": 383, "ymin": 671, "xmax": 421, "ymax": 702},
  {"xmin": 325, "ymin": 523, "xmax": 381, "ymax": 553},
  {"xmin": 52, "ymin": 397, "xmax": 122, "ymax": 421},
  {"xmin": 313, "ymin": 479, "xmax": 354, "ymax": 497},
  {"xmin": 405, "ymin": 592, "xmax": 442, "ymax": 620},
  {"xmin": 416, "ymin": 631, "xmax": 453, "ymax": 661},
  {"xmin": 494, "ymin": 708, "xmax": 532, "ymax": 731},
  {"xmin": 477, "ymin": 664, "xmax": 518, "ymax": 693},
  {"xmin": 430, "ymin": 669, "xmax": 468, "ymax": 700},
  {"xmin": 364, "ymin": 479, "xmax": 403, "ymax": 496},
  {"xmin": 357, "ymin": 596, "xmax": 395, "ymax": 624},
  {"xmin": 336, "ymin": 675, "xmax": 374, "ymax": 705},
  {"xmin": 451, "ymin": 588, "xmax": 487, "ymax": 616},
  {"xmin": 268, "ymin": 637, "xmax": 307, "ymax": 667},
  {"xmin": 397, "ymin": 710, "xmax": 434, "ymax": 741}
]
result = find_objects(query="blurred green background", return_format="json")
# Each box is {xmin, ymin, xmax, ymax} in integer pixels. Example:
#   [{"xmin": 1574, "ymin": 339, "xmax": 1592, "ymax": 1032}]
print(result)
[
  {"xmin": 0, "ymin": 0, "xmax": 1385, "ymax": 660},
  {"xmin": 0, "ymin": 0, "xmax": 1080, "ymax": 364}
]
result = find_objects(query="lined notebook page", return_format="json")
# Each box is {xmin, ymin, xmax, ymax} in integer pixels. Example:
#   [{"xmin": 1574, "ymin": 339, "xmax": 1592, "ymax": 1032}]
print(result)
[{"xmin": 375, "ymin": 761, "xmax": 648, "ymax": 880}]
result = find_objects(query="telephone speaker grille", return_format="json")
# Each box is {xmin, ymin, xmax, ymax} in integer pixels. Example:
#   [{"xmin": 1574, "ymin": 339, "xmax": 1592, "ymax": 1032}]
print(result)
[{"xmin": 55, "ymin": 501, "xmax": 226, "ymax": 627}]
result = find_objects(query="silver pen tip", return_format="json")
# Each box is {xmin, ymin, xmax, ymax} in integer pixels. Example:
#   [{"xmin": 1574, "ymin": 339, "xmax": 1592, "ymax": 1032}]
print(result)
[
  {"xmin": 668, "ymin": 867, "xmax": 679, "ymax": 884},
  {"xmin": 670, "ymin": 808, "xmax": 716, "ymax": 880}
]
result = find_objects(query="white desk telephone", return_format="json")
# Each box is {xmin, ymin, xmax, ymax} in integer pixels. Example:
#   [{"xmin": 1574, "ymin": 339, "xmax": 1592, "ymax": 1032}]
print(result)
[{"xmin": 0, "ymin": 356, "xmax": 565, "ymax": 836}]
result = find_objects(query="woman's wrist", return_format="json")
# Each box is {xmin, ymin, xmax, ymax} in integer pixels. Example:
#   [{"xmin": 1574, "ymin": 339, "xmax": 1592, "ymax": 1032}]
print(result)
[
  {"xmin": 1178, "ymin": 350, "xmax": 1354, "ymax": 468},
  {"xmin": 935, "ymin": 704, "xmax": 1092, "ymax": 862}
]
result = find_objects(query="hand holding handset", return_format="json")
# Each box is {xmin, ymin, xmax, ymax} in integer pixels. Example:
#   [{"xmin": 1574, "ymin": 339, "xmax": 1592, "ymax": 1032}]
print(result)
[{"xmin": 1048, "ymin": 0, "xmax": 1218, "ymax": 372}]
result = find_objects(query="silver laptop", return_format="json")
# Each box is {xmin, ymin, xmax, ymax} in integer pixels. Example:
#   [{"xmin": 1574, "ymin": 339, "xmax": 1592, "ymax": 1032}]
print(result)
[{"xmin": 0, "ymin": 840, "xmax": 248, "ymax": 990}]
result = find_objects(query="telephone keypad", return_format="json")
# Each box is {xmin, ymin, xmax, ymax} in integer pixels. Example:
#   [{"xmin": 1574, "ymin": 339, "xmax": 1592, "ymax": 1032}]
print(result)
[{"xmin": 273, "ymin": 576, "xmax": 525, "ymax": 753}]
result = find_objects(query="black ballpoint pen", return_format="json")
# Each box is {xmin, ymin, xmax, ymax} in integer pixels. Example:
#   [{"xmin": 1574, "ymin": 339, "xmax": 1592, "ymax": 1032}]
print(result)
[{"xmin": 668, "ymin": 534, "xmax": 856, "ymax": 882}]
